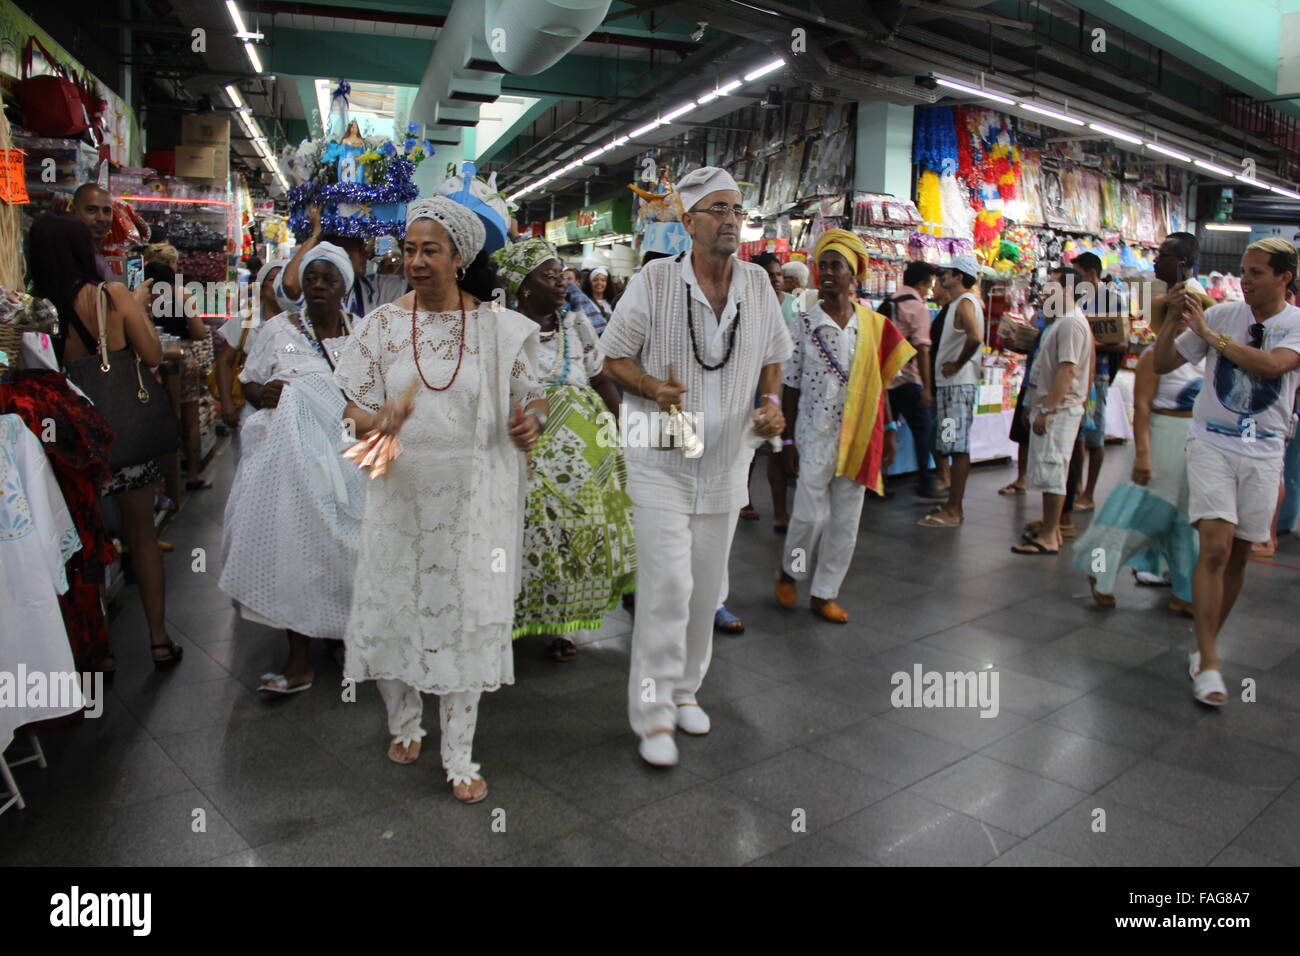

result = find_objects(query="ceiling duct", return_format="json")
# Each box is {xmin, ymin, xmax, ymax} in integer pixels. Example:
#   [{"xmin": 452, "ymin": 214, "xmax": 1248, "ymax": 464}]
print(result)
[{"xmin": 486, "ymin": 0, "xmax": 614, "ymax": 75}]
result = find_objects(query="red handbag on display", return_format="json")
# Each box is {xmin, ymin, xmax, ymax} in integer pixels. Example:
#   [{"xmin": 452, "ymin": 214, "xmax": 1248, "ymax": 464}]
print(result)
[{"xmin": 16, "ymin": 36, "xmax": 99, "ymax": 140}]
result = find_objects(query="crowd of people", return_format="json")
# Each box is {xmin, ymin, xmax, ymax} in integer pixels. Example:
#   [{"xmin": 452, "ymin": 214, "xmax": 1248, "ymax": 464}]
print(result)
[{"xmin": 11, "ymin": 168, "xmax": 1300, "ymax": 802}]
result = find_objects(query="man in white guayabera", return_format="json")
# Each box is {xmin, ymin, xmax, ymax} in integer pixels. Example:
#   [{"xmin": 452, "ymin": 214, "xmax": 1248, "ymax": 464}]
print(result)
[{"xmin": 601, "ymin": 167, "xmax": 793, "ymax": 767}]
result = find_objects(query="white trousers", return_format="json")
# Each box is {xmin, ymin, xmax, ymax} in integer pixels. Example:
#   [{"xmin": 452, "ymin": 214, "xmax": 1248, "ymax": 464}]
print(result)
[
  {"xmin": 781, "ymin": 458, "xmax": 866, "ymax": 600},
  {"xmin": 627, "ymin": 506, "xmax": 736, "ymax": 736},
  {"xmin": 717, "ymin": 510, "xmax": 741, "ymax": 606},
  {"xmin": 378, "ymin": 679, "xmax": 482, "ymax": 785}
]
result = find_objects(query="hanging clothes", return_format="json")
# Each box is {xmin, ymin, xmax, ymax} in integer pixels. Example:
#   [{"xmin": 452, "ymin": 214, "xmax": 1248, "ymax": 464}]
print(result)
[
  {"xmin": 0, "ymin": 414, "xmax": 85, "ymax": 753},
  {"xmin": 0, "ymin": 369, "xmax": 116, "ymax": 670}
]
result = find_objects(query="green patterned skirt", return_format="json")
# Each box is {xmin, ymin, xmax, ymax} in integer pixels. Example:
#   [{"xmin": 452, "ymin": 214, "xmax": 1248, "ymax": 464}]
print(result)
[{"xmin": 513, "ymin": 384, "xmax": 636, "ymax": 638}]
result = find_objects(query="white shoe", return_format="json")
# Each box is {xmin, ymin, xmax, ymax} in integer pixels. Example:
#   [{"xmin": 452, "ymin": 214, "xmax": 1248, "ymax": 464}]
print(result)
[
  {"xmin": 638, "ymin": 732, "xmax": 679, "ymax": 767},
  {"xmin": 675, "ymin": 703, "xmax": 711, "ymax": 735}
]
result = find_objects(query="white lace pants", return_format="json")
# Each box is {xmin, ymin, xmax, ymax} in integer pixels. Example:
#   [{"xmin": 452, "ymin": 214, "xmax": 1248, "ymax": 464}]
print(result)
[
  {"xmin": 627, "ymin": 506, "xmax": 736, "ymax": 736},
  {"xmin": 378, "ymin": 680, "xmax": 482, "ymax": 785}
]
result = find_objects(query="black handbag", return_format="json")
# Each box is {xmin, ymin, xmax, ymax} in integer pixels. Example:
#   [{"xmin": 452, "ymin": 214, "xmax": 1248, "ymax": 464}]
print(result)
[{"xmin": 63, "ymin": 283, "xmax": 179, "ymax": 472}]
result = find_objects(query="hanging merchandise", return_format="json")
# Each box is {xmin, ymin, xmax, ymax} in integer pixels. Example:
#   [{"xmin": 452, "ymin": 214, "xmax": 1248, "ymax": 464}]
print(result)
[
  {"xmin": 938, "ymin": 174, "xmax": 975, "ymax": 240},
  {"xmin": 913, "ymin": 105, "xmax": 959, "ymax": 173},
  {"xmin": 916, "ymin": 169, "xmax": 943, "ymax": 235}
]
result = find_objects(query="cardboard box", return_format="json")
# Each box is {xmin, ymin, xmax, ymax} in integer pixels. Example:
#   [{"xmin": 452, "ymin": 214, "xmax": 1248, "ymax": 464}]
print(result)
[
  {"xmin": 208, "ymin": 144, "xmax": 229, "ymax": 181},
  {"xmin": 174, "ymin": 145, "xmax": 215, "ymax": 179},
  {"xmin": 182, "ymin": 113, "xmax": 230, "ymax": 147},
  {"xmin": 1088, "ymin": 314, "xmax": 1130, "ymax": 348}
]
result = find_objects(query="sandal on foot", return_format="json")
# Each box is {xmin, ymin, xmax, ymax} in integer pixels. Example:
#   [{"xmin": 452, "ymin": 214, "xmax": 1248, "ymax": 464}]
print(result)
[
  {"xmin": 449, "ymin": 764, "xmax": 487, "ymax": 803},
  {"xmin": 259, "ymin": 675, "xmax": 313, "ymax": 695},
  {"xmin": 918, "ymin": 512, "xmax": 962, "ymax": 528},
  {"xmin": 998, "ymin": 482, "xmax": 1026, "ymax": 496},
  {"xmin": 151, "ymin": 639, "xmax": 183, "ymax": 669},
  {"xmin": 549, "ymin": 637, "xmax": 578, "ymax": 662},
  {"xmin": 1169, "ymin": 598, "xmax": 1194, "ymax": 618},
  {"xmin": 388, "ymin": 736, "xmax": 422, "ymax": 765},
  {"xmin": 714, "ymin": 606, "xmax": 745, "ymax": 633},
  {"xmin": 772, "ymin": 520, "xmax": 788, "ymax": 534},
  {"xmin": 1073, "ymin": 499, "xmax": 1096, "ymax": 513},
  {"xmin": 1192, "ymin": 667, "xmax": 1227, "ymax": 706},
  {"xmin": 739, "ymin": 504, "xmax": 759, "ymax": 520},
  {"xmin": 1011, "ymin": 539, "xmax": 1059, "ymax": 555},
  {"xmin": 185, "ymin": 479, "xmax": 213, "ymax": 491},
  {"xmin": 1088, "ymin": 576, "xmax": 1116, "ymax": 608}
]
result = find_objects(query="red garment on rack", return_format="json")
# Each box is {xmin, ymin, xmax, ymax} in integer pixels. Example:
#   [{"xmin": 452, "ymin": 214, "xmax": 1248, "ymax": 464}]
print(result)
[{"xmin": 0, "ymin": 369, "xmax": 117, "ymax": 669}]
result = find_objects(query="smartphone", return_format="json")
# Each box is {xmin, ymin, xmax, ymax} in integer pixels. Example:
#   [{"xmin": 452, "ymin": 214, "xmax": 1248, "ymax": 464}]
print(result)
[{"xmin": 125, "ymin": 256, "xmax": 145, "ymax": 290}]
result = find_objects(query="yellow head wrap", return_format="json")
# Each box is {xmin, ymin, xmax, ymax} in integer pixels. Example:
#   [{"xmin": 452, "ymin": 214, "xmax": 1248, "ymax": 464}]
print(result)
[{"xmin": 813, "ymin": 228, "xmax": 869, "ymax": 280}]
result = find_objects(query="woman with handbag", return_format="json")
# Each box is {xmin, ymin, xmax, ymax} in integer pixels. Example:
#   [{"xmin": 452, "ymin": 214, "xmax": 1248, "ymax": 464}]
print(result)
[{"xmin": 28, "ymin": 214, "xmax": 183, "ymax": 667}]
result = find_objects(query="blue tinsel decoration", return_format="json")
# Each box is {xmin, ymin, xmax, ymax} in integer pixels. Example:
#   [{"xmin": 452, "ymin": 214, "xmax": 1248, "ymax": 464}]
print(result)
[
  {"xmin": 287, "ymin": 158, "xmax": 419, "ymax": 238},
  {"xmin": 913, "ymin": 106, "xmax": 959, "ymax": 174}
]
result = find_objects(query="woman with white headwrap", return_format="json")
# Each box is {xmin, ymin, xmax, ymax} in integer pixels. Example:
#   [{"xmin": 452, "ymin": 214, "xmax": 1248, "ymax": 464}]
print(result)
[
  {"xmin": 218, "ymin": 242, "xmax": 365, "ymax": 694},
  {"xmin": 215, "ymin": 257, "xmax": 291, "ymax": 427},
  {"xmin": 334, "ymin": 197, "xmax": 547, "ymax": 804},
  {"xmin": 581, "ymin": 265, "xmax": 618, "ymax": 331}
]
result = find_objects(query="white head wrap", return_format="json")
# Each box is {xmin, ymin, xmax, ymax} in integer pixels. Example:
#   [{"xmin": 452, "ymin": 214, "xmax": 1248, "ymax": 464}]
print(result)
[
  {"xmin": 675, "ymin": 166, "xmax": 741, "ymax": 212},
  {"xmin": 589, "ymin": 266, "xmax": 609, "ymax": 278},
  {"xmin": 255, "ymin": 257, "xmax": 289, "ymax": 291},
  {"xmin": 301, "ymin": 242, "xmax": 355, "ymax": 292},
  {"xmin": 406, "ymin": 196, "xmax": 486, "ymax": 264},
  {"xmin": 781, "ymin": 260, "xmax": 809, "ymax": 286}
]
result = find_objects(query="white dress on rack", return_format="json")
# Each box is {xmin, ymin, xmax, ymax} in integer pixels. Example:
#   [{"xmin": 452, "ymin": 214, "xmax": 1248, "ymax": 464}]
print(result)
[
  {"xmin": 218, "ymin": 312, "xmax": 366, "ymax": 639},
  {"xmin": 333, "ymin": 301, "xmax": 543, "ymax": 694},
  {"xmin": 0, "ymin": 415, "xmax": 84, "ymax": 752}
]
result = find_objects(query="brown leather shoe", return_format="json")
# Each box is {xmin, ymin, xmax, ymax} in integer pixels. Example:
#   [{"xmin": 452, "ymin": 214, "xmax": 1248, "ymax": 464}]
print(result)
[
  {"xmin": 774, "ymin": 571, "xmax": 797, "ymax": 609},
  {"xmin": 811, "ymin": 598, "xmax": 849, "ymax": 623}
]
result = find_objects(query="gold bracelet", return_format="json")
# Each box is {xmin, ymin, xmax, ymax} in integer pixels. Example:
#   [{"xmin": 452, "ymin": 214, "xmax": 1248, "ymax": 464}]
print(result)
[{"xmin": 1215, "ymin": 333, "xmax": 1230, "ymax": 355}]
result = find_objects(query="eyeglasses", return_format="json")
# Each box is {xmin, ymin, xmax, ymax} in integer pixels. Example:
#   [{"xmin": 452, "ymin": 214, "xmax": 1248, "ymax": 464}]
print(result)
[
  {"xmin": 688, "ymin": 203, "xmax": 747, "ymax": 220},
  {"xmin": 1249, "ymin": 322, "xmax": 1265, "ymax": 348}
]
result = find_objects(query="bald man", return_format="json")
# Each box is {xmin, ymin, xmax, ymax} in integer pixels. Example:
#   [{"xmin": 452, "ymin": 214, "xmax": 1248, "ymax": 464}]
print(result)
[{"xmin": 71, "ymin": 183, "xmax": 114, "ymax": 280}]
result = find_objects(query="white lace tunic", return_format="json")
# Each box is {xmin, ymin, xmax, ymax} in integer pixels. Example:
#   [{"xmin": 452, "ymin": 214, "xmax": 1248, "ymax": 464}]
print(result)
[{"xmin": 333, "ymin": 301, "xmax": 543, "ymax": 693}]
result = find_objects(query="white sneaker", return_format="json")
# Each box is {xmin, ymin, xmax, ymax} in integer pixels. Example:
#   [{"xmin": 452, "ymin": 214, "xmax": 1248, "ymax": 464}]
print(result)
[
  {"xmin": 675, "ymin": 703, "xmax": 711, "ymax": 735},
  {"xmin": 638, "ymin": 732, "xmax": 679, "ymax": 767}
]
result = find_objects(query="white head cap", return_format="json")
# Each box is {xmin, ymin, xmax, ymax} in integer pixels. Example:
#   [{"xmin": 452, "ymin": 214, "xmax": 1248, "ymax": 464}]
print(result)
[
  {"xmin": 950, "ymin": 253, "xmax": 980, "ymax": 279},
  {"xmin": 301, "ymin": 242, "xmax": 355, "ymax": 294},
  {"xmin": 676, "ymin": 166, "xmax": 741, "ymax": 212},
  {"xmin": 405, "ymin": 196, "xmax": 486, "ymax": 264},
  {"xmin": 782, "ymin": 260, "xmax": 810, "ymax": 286}
]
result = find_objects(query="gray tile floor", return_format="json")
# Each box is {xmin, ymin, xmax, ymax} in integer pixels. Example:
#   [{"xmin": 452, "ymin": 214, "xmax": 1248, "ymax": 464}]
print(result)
[{"xmin": 3, "ymin": 439, "xmax": 1298, "ymax": 866}]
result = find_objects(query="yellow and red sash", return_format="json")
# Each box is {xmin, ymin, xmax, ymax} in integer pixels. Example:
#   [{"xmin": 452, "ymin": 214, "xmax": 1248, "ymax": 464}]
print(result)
[{"xmin": 834, "ymin": 303, "xmax": 916, "ymax": 494}]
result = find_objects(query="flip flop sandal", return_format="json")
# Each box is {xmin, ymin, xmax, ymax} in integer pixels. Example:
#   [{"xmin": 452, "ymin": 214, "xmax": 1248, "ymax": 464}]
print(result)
[
  {"xmin": 739, "ymin": 505, "xmax": 759, "ymax": 520},
  {"xmin": 772, "ymin": 521, "xmax": 788, "ymax": 534},
  {"xmin": 259, "ymin": 675, "xmax": 313, "ymax": 694},
  {"xmin": 1073, "ymin": 500, "xmax": 1096, "ymax": 512},
  {"xmin": 1011, "ymin": 540, "xmax": 1060, "ymax": 555},
  {"xmin": 1192, "ymin": 668, "xmax": 1227, "ymax": 706},
  {"xmin": 388, "ymin": 737, "xmax": 422, "ymax": 765},
  {"xmin": 998, "ymin": 483, "xmax": 1026, "ymax": 496},
  {"xmin": 918, "ymin": 513, "xmax": 961, "ymax": 527},
  {"xmin": 714, "ymin": 606, "xmax": 745, "ymax": 633}
]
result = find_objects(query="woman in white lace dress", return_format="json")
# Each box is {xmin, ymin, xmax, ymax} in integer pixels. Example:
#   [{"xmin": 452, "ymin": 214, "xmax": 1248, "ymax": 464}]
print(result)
[{"xmin": 334, "ymin": 198, "xmax": 547, "ymax": 804}]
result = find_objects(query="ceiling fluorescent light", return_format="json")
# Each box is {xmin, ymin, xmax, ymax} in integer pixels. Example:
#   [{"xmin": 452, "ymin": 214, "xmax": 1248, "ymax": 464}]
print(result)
[
  {"xmin": 224, "ymin": 84, "xmax": 244, "ymax": 109},
  {"xmin": 663, "ymin": 102, "xmax": 696, "ymax": 123},
  {"xmin": 629, "ymin": 119, "xmax": 663, "ymax": 138},
  {"xmin": 1088, "ymin": 121, "xmax": 1142, "ymax": 145},
  {"xmin": 1235, "ymin": 174, "xmax": 1269, "ymax": 189},
  {"xmin": 1145, "ymin": 142, "xmax": 1193, "ymax": 163},
  {"xmin": 1270, "ymin": 184, "xmax": 1300, "ymax": 200},
  {"xmin": 717, "ymin": 79, "xmax": 742, "ymax": 95},
  {"xmin": 225, "ymin": 0, "xmax": 248, "ymax": 34},
  {"xmin": 1193, "ymin": 159, "xmax": 1234, "ymax": 177},
  {"xmin": 582, "ymin": 147, "xmax": 608, "ymax": 163},
  {"xmin": 744, "ymin": 59, "xmax": 785, "ymax": 82},
  {"xmin": 244, "ymin": 41, "xmax": 263, "ymax": 74},
  {"xmin": 696, "ymin": 91, "xmax": 719, "ymax": 105},
  {"xmin": 1019, "ymin": 102, "xmax": 1084, "ymax": 126},
  {"xmin": 1204, "ymin": 223, "xmax": 1251, "ymax": 232},
  {"xmin": 934, "ymin": 78, "xmax": 1014, "ymax": 106}
]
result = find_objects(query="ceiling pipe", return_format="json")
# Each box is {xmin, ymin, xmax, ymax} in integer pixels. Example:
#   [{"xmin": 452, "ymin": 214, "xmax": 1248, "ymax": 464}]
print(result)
[{"xmin": 485, "ymin": 0, "xmax": 614, "ymax": 74}]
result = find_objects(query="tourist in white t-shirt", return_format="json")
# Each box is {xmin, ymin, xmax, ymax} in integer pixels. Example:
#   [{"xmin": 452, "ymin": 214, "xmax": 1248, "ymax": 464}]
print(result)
[{"xmin": 1153, "ymin": 238, "xmax": 1300, "ymax": 706}]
